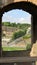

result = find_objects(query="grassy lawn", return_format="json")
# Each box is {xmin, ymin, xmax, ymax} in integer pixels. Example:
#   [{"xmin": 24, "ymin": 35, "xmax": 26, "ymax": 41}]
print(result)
[{"xmin": 2, "ymin": 47, "xmax": 25, "ymax": 51}]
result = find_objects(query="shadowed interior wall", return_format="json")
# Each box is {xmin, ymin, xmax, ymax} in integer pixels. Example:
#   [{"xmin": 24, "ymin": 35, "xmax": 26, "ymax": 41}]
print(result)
[
  {"xmin": 1, "ymin": 62, "xmax": 32, "ymax": 65},
  {"xmin": 0, "ymin": 2, "xmax": 37, "ymax": 57}
]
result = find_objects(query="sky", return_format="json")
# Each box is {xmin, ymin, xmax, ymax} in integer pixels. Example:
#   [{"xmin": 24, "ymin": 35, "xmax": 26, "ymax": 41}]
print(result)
[{"xmin": 2, "ymin": 9, "xmax": 31, "ymax": 24}]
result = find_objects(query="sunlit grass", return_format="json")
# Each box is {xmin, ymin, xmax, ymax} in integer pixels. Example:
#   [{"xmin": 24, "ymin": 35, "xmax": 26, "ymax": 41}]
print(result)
[
  {"xmin": 23, "ymin": 34, "xmax": 31, "ymax": 39},
  {"xmin": 2, "ymin": 47, "xmax": 26, "ymax": 51}
]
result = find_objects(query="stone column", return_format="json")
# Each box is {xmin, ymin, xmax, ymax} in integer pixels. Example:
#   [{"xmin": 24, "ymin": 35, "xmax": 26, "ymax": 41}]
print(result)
[{"xmin": 31, "ymin": 15, "xmax": 36, "ymax": 44}]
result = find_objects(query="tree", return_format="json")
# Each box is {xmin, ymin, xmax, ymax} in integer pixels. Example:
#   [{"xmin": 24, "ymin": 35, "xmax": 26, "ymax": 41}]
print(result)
[
  {"xmin": 2, "ymin": 22, "xmax": 11, "ymax": 26},
  {"xmin": 11, "ymin": 23, "xmax": 17, "ymax": 27}
]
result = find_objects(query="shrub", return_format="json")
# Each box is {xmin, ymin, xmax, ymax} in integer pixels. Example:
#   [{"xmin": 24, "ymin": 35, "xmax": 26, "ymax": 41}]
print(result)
[
  {"xmin": 12, "ymin": 30, "xmax": 26, "ymax": 40},
  {"xmin": 26, "ymin": 44, "xmax": 31, "ymax": 50}
]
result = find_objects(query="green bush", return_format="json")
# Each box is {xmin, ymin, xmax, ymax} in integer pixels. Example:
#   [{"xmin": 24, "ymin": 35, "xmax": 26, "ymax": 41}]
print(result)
[
  {"xmin": 12, "ymin": 30, "xmax": 26, "ymax": 40},
  {"xmin": 26, "ymin": 44, "xmax": 31, "ymax": 50}
]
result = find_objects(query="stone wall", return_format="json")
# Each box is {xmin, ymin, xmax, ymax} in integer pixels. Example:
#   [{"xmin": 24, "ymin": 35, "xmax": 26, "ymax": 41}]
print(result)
[{"xmin": 0, "ymin": 0, "xmax": 37, "ymax": 8}]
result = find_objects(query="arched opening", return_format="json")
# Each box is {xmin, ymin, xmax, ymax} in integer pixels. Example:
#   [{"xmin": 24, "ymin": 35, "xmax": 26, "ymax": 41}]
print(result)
[
  {"xmin": 0, "ymin": 1, "xmax": 37, "ymax": 57},
  {"xmin": 2, "ymin": 9, "xmax": 31, "ymax": 52}
]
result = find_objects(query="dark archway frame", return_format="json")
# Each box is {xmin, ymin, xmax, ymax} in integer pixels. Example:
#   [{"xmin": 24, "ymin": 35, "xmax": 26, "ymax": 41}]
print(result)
[{"xmin": 0, "ymin": 1, "xmax": 37, "ymax": 57}]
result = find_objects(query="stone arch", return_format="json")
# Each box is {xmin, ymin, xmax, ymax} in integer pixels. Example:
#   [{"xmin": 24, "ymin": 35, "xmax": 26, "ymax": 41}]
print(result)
[
  {"xmin": 1, "ymin": 1, "xmax": 37, "ymax": 43},
  {"xmin": 1, "ymin": 1, "xmax": 37, "ymax": 15},
  {"xmin": 0, "ymin": 1, "xmax": 37, "ymax": 57}
]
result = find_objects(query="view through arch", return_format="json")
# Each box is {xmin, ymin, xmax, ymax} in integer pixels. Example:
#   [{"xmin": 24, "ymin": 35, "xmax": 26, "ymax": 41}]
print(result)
[{"xmin": 2, "ymin": 9, "xmax": 31, "ymax": 51}]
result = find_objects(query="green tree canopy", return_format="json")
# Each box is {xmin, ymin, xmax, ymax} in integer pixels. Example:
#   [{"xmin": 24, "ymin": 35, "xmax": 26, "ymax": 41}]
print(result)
[{"xmin": 2, "ymin": 22, "xmax": 11, "ymax": 26}]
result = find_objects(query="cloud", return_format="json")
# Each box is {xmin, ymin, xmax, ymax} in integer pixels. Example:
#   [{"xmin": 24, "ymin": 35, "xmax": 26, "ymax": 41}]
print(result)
[
  {"xmin": 18, "ymin": 18, "xmax": 25, "ymax": 23},
  {"xmin": 18, "ymin": 18, "xmax": 31, "ymax": 24},
  {"xmin": 2, "ymin": 10, "xmax": 31, "ymax": 24}
]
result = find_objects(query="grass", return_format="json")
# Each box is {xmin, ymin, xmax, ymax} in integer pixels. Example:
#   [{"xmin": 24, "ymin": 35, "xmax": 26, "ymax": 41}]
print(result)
[
  {"xmin": 2, "ymin": 47, "xmax": 26, "ymax": 51},
  {"xmin": 23, "ymin": 34, "xmax": 31, "ymax": 39}
]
